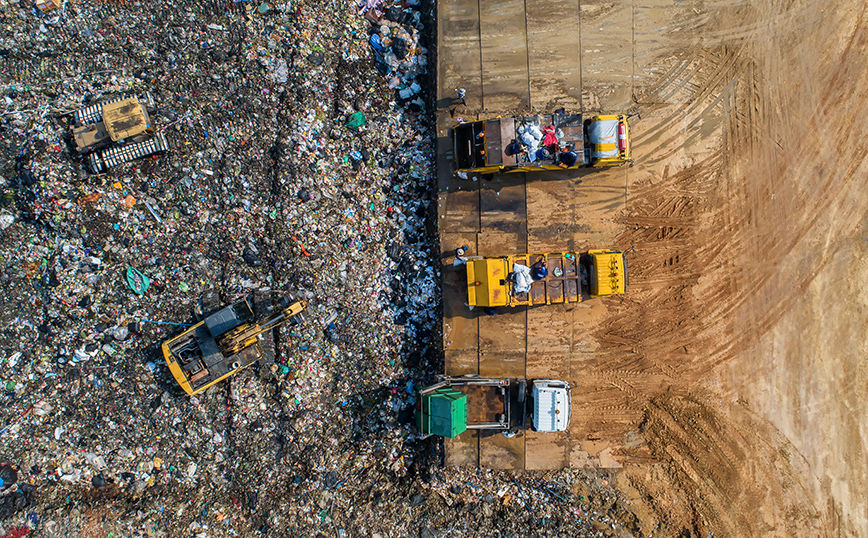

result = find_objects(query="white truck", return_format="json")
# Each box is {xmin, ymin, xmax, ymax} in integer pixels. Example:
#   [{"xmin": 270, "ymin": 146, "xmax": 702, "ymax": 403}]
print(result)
[
  {"xmin": 416, "ymin": 376, "xmax": 572, "ymax": 438},
  {"xmin": 529, "ymin": 379, "xmax": 572, "ymax": 433}
]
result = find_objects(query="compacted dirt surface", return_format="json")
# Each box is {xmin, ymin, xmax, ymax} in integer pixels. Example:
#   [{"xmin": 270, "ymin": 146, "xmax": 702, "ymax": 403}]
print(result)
[
  {"xmin": 590, "ymin": 0, "xmax": 868, "ymax": 535},
  {"xmin": 438, "ymin": 0, "xmax": 868, "ymax": 535},
  {"xmin": 608, "ymin": 0, "xmax": 868, "ymax": 535}
]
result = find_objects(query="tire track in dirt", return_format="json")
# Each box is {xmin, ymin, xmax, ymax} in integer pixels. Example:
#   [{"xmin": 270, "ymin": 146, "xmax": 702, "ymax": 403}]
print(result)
[
  {"xmin": 586, "ymin": 0, "xmax": 868, "ymax": 534},
  {"xmin": 631, "ymin": 49, "xmax": 730, "ymax": 148},
  {"xmin": 635, "ymin": 53, "xmax": 701, "ymax": 105},
  {"xmin": 620, "ymin": 0, "xmax": 868, "ymax": 377},
  {"xmin": 700, "ymin": 1, "xmax": 824, "ymax": 44},
  {"xmin": 701, "ymin": 3, "xmax": 868, "ymax": 373},
  {"xmin": 632, "ymin": 391, "xmax": 828, "ymax": 536}
]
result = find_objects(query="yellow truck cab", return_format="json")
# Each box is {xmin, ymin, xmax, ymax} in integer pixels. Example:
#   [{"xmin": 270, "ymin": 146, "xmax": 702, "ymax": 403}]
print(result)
[
  {"xmin": 465, "ymin": 250, "xmax": 627, "ymax": 307},
  {"xmin": 586, "ymin": 115, "xmax": 632, "ymax": 167},
  {"xmin": 588, "ymin": 249, "xmax": 628, "ymax": 297},
  {"xmin": 453, "ymin": 113, "xmax": 630, "ymax": 176}
]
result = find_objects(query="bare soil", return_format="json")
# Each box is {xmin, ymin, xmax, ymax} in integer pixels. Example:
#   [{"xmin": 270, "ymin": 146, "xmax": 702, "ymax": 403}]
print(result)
[{"xmin": 596, "ymin": 0, "xmax": 868, "ymax": 535}]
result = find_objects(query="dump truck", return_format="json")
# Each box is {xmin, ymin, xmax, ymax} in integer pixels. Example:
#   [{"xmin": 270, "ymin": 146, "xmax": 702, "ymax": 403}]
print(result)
[
  {"xmin": 68, "ymin": 93, "xmax": 169, "ymax": 173},
  {"xmin": 162, "ymin": 296, "xmax": 306, "ymax": 396},
  {"xmin": 416, "ymin": 376, "xmax": 571, "ymax": 438},
  {"xmin": 453, "ymin": 113, "xmax": 630, "ymax": 176},
  {"xmin": 465, "ymin": 249, "xmax": 627, "ymax": 307}
]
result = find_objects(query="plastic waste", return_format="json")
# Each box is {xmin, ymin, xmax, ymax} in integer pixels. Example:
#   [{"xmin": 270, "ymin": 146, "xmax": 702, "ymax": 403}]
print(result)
[
  {"xmin": 346, "ymin": 111, "xmax": 367, "ymax": 131},
  {"xmin": 126, "ymin": 267, "xmax": 151, "ymax": 295}
]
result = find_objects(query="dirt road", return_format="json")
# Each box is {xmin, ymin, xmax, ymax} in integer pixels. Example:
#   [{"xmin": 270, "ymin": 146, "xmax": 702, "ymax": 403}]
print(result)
[{"xmin": 437, "ymin": 0, "xmax": 868, "ymax": 535}]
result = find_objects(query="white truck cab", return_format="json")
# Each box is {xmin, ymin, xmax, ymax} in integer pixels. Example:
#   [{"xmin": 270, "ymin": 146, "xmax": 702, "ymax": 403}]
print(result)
[{"xmin": 531, "ymin": 379, "xmax": 572, "ymax": 432}]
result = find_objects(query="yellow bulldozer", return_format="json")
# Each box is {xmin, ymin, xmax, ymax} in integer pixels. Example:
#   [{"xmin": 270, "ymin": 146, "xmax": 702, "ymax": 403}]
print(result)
[
  {"xmin": 162, "ymin": 296, "xmax": 306, "ymax": 396},
  {"xmin": 68, "ymin": 93, "xmax": 169, "ymax": 173}
]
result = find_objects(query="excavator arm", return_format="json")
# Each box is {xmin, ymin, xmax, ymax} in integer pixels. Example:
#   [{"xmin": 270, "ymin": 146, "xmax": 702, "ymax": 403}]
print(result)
[{"xmin": 218, "ymin": 300, "xmax": 306, "ymax": 355}]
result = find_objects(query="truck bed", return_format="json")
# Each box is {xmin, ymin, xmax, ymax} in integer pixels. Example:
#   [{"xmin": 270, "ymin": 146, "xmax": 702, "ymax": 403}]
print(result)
[
  {"xmin": 457, "ymin": 384, "xmax": 506, "ymax": 424},
  {"xmin": 485, "ymin": 114, "xmax": 586, "ymax": 168},
  {"xmin": 508, "ymin": 253, "xmax": 582, "ymax": 306},
  {"xmin": 454, "ymin": 113, "xmax": 588, "ymax": 173}
]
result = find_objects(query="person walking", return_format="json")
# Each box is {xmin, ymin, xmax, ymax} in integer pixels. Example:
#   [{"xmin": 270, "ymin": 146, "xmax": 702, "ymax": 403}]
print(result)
[{"xmin": 454, "ymin": 245, "xmax": 470, "ymax": 265}]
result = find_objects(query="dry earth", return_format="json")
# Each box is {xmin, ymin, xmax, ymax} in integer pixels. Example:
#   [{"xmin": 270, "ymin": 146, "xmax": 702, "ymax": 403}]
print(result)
[{"xmin": 597, "ymin": 0, "xmax": 868, "ymax": 535}]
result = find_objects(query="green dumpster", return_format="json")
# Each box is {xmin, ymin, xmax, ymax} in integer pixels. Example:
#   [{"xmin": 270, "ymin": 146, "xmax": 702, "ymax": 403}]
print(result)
[{"xmin": 417, "ymin": 387, "xmax": 467, "ymax": 438}]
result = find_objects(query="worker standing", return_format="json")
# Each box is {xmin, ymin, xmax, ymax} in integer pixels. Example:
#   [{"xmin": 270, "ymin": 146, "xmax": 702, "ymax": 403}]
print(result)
[{"xmin": 454, "ymin": 245, "xmax": 470, "ymax": 266}]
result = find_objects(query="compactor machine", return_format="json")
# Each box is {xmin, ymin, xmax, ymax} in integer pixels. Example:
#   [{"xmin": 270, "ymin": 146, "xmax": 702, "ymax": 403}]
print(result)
[{"xmin": 68, "ymin": 93, "xmax": 169, "ymax": 173}]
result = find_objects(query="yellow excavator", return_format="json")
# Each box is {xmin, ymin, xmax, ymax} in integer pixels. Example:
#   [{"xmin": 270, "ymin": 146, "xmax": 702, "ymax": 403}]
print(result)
[{"xmin": 162, "ymin": 296, "xmax": 306, "ymax": 395}]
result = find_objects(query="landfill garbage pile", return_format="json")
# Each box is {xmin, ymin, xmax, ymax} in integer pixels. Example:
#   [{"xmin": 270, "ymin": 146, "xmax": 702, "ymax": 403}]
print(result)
[
  {"xmin": 0, "ymin": 0, "xmax": 646, "ymax": 536},
  {"xmin": 365, "ymin": 2, "xmax": 428, "ymax": 111}
]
